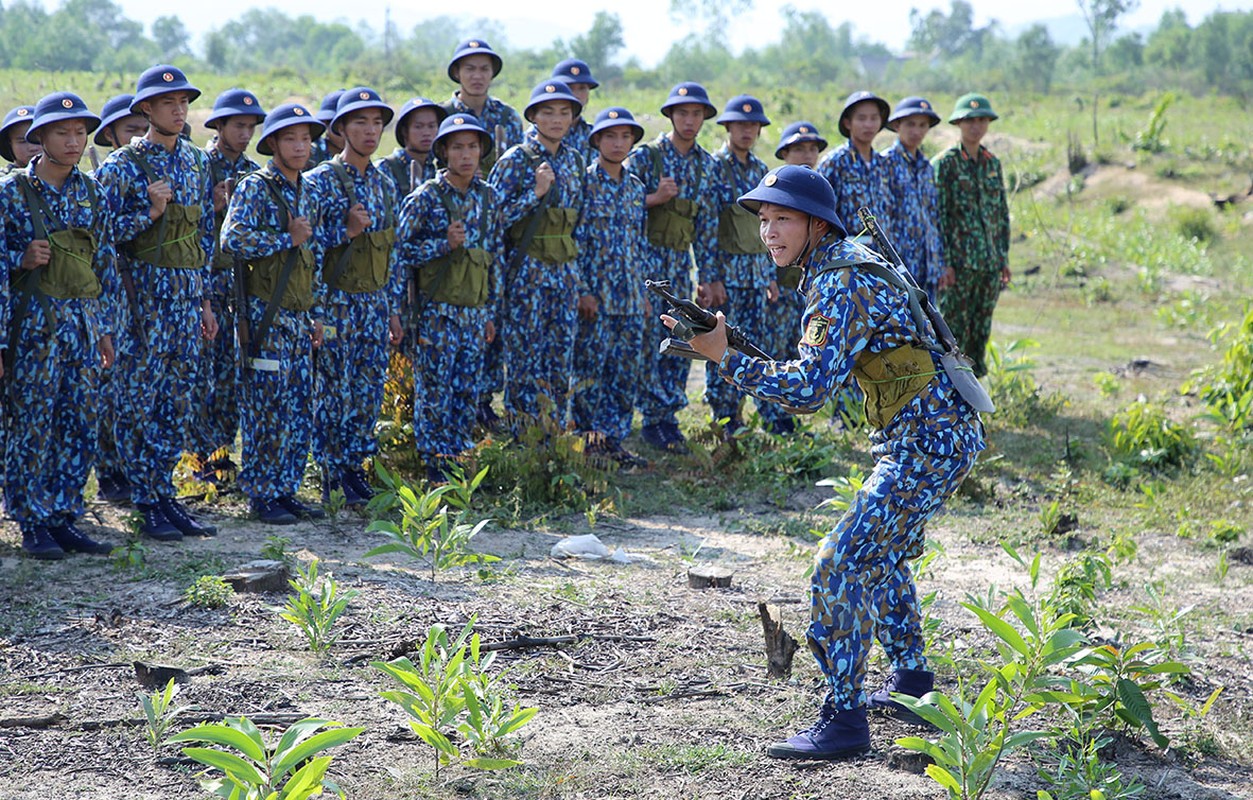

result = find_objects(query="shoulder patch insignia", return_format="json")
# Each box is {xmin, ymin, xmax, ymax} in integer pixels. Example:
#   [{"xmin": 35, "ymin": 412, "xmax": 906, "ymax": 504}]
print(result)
[{"xmin": 802, "ymin": 314, "xmax": 831, "ymax": 347}]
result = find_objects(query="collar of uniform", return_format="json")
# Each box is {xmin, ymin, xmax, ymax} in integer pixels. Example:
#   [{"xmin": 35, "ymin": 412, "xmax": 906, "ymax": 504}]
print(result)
[
  {"xmin": 24, "ymin": 158, "xmax": 84, "ymax": 193},
  {"xmin": 889, "ymin": 139, "xmax": 926, "ymax": 165},
  {"xmin": 593, "ymin": 161, "xmax": 626, "ymax": 184},
  {"xmin": 524, "ymin": 127, "xmax": 561, "ymax": 155},
  {"xmin": 958, "ymin": 144, "xmax": 990, "ymax": 162},
  {"xmin": 660, "ymin": 133, "xmax": 703, "ymax": 159},
  {"xmin": 263, "ymin": 161, "xmax": 299, "ymax": 189},
  {"xmin": 333, "ymin": 153, "xmax": 376, "ymax": 178},
  {"xmin": 811, "ymin": 236, "xmax": 891, "ymax": 271},
  {"xmin": 134, "ymin": 135, "xmax": 182, "ymax": 158},
  {"xmin": 390, "ymin": 147, "xmax": 413, "ymax": 164}
]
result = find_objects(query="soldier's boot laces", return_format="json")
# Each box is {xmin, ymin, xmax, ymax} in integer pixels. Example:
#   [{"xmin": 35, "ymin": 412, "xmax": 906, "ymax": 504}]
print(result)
[
  {"xmin": 160, "ymin": 497, "xmax": 218, "ymax": 537},
  {"xmin": 766, "ymin": 700, "xmax": 871, "ymax": 761},
  {"xmin": 48, "ymin": 523, "xmax": 113, "ymax": 555},
  {"xmin": 22, "ymin": 527, "xmax": 67, "ymax": 560},
  {"xmin": 137, "ymin": 502, "xmax": 183, "ymax": 542},
  {"xmin": 253, "ymin": 497, "xmax": 299, "ymax": 526}
]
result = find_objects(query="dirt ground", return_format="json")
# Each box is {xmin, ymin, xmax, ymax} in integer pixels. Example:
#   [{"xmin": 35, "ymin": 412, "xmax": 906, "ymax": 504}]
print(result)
[{"xmin": 1, "ymin": 477, "xmax": 1250, "ymax": 799}]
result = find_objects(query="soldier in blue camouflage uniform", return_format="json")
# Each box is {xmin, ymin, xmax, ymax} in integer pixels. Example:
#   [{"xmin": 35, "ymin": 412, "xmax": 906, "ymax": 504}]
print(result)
[
  {"xmin": 95, "ymin": 65, "xmax": 220, "ymax": 542},
  {"xmin": 764, "ymin": 121, "xmax": 829, "ymax": 431},
  {"xmin": 488, "ymin": 80, "xmax": 586, "ymax": 433},
  {"xmin": 1, "ymin": 93, "xmax": 119, "ymax": 558},
  {"xmin": 380, "ymin": 97, "xmax": 446, "ymax": 199},
  {"xmin": 705, "ymin": 95, "xmax": 790, "ymax": 436},
  {"xmin": 548, "ymin": 59, "xmax": 598, "ymax": 157},
  {"xmin": 304, "ymin": 87, "xmax": 402, "ymax": 505},
  {"xmin": 192, "ymin": 89, "xmax": 266, "ymax": 482},
  {"xmin": 817, "ymin": 92, "xmax": 895, "ymax": 243},
  {"xmin": 1, "ymin": 106, "xmax": 41, "ymax": 175},
  {"xmin": 883, "ymin": 97, "xmax": 945, "ymax": 304},
  {"xmin": 306, "ymin": 90, "xmax": 345, "ymax": 169},
  {"xmin": 393, "ymin": 114, "xmax": 501, "ymax": 483},
  {"xmin": 572, "ymin": 107, "xmax": 648, "ymax": 468},
  {"xmin": 626, "ymin": 82, "xmax": 719, "ymax": 453},
  {"xmin": 667, "ymin": 165, "xmax": 984, "ymax": 760},
  {"xmin": 442, "ymin": 38, "xmax": 524, "ymax": 429},
  {"xmin": 221, "ymin": 103, "xmax": 327, "ymax": 524},
  {"xmin": 89, "ymin": 94, "xmax": 147, "ymax": 504}
]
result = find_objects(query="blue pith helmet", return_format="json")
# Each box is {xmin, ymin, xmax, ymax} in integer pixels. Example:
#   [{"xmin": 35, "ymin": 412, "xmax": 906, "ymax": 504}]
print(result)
[
  {"xmin": 717, "ymin": 94, "xmax": 770, "ymax": 127},
  {"xmin": 589, "ymin": 107, "xmax": 644, "ymax": 147},
  {"xmin": 432, "ymin": 112, "xmax": 492, "ymax": 159},
  {"xmin": 887, "ymin": 96, "xmax": 940, "ymax": 130},
  {"xmin": 331, "ymin": 87, "xmax": 393, "ymax": 133},
  {"xmin": 523, "ymin": 79, "xmax": 583, "ymax": 123},
  {"xmin": 130, "ymin": 64, "xmax": 201, "ymax": 112},
  {"xmin": 552, "ymin": 58, "xmax": 599, "ymax": 88},
  {"xmin": 94, "ymin": 94, "xmax": 138, "ymax": 145},
  {"xmin": 661, "ymin": 82, "xmax": 717, "ymax": 119},
  {"xmin": 205, "ymin": 88, "xmax": 266, "ymax": 129},
  {"xmin": 837, "ymin": 90, "xmax": 890, "ymax": 139},
  {"xmin": 447, "ymin": 37, "xmax": 503, "ymax": 82},
  {"xmin": 737, "ymin": 165, "xmax": 847, "ymax": 239},
  {"xmin": 394, "ymin": 97, "xmax": 448, "ymax": 147},
  {"xmin": 257, "ymin": 103, "xmax": 325, "ymax": 156},
  {"xmin": 0, "ymin": 105, "xmax": 35, "ymax": 163},
  {"xmin": 316, "ymin": 89, "xmax": 346, "ymax": 126},
  {"xmin": 25, "ymin": 92, "xmax": 101, "ymax": 144},
  {"xmin": 774, "ymin": 121, "xmax": 828, "ymax": 159}
]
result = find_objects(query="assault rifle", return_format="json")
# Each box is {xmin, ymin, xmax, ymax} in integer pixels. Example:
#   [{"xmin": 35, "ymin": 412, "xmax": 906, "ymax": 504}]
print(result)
[
  {"xmin": 646, "ymin": 279, "xmax": 771, "ymax": 361},
  {"xmin": 856, "ymin": 208, "xmax": 995, "ymax": 413}
]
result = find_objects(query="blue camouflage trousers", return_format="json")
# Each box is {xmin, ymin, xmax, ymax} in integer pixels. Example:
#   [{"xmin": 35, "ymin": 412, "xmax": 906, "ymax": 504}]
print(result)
[
  {"xmin": 114, "ymin": 294, "xmax": 203, "ymax": 504},
  {"xmin": 479, "ymin": 322, "xmax": 505, "ymax": 399},
  {"xmin": 3, "ymin": 315, "xmax": 99, "ymax": 529},
  {"xmin": 238, "ymin": 298, "xmax": 313, "ymax": 501},
  {"xmin": 313, "ymin": 293, "xmax": 389, "ymax": 475},
  {"xmin": 573, "ymin": 311, "xmax": 646, "ymax": 443},
  {"xmin": 639, "ymin": 259, "xmax": 691, "ymax": 426},
  {"xmin": 412, "ymin": 303, "xmax": 487, "ymax": 460},
  {"xmin": 704, "ymin": 285, "xmax": 787, "ymax": 426},
  {"xmin": 810, "ymin": 437, "xmax": 976, "ymax": 710},
  {"xmin": 504, "ymin": 284, "xmax": 577, "ymax": 431},
  {"xmin": 94, "ymin": 367, "xmax": 125, "ymax": 481},
  {"xmin": 190, "ymin": 272, "xmax": 239, "ymax": 456}
]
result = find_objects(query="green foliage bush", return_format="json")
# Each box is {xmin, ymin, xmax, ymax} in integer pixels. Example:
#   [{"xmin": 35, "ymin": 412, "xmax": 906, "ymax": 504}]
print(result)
[
  {"xmin": 1105, "ymin": 400, "xmax": 1198, "ymax": 471},
  {"xmin": 1185, "ymin": 306, "xmax": 1253, "ymax": 431},
  {"xmin": 1168, "ymin": 206, "xmax": 1216, "ymax": 243}
]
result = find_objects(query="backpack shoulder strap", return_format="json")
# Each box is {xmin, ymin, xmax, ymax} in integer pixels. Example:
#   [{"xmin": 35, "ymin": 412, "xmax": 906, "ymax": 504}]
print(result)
[
  {"xmin": 328, "ymin": 156, "xmax": 358, "ymax": 207},
  {"xmin": 122, "ymin": 143, "xmax": 160, "ymax": 184}
]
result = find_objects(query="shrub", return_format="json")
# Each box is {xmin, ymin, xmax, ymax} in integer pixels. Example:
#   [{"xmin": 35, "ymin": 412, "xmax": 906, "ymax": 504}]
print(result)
[{"xmin": 1105, "ymin": 400, "xmax": 1198, "ymax": 471}]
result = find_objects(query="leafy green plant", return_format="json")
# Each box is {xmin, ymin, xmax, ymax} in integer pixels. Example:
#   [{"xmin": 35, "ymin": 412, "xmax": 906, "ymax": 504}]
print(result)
[
  {"xmin": 1208, "ymin": 519, "xmax": 1242, "ymax": 545},
  {"xmin": 137, "ymin": 678, "xmax": 186, "ymax": 755},
  {"xmin": 895, "ymin": 589, "xmax": 1085, "ymax": 800},
  {"xmin": 1132, "ymin": 91, "xmax": 1174, "ymax": 153},
  {"xmin": 1038, "ymin": 733, "xmax": 1145, "ymax": 800},
  {"xmin": 184, "ymin": 575, "xmax": 233, "ymax": 609},
  {"xmin": 815, "ymin": 464, "xmax": 865, "ymax": 512},
  {"xmin": 111, "ymin": 512, "xmax": 149, "ymax": 572},
  {"xmin": 1184, "ymin": 306, "xmax": 1253, "ymax": 432},
  {"xmin": 1105, "ymin": 399, "xmax": 1198, "ymax": 471},
  {"xmin": 1048, "ymin": 551, "xmax": 1112, "ymax": 630},
  {"xmin": 166, "ymin": 715, "xmax": 363, "ymax": 800},
  {"xmin": 985, "ymin": 339, "xmax": 1063, "ymax": 427},
  {"xmin": 278, "ymin": 559, "xmax": 357, "ymax": 654},
  {"xmin": 366, "ymin": 479, "xmax": 497, "ymax": 582},
  {"xmin": 372, "ymin": 619, "xmax": 536, "ymax": 779},
  {"xmin": 260, "ymin": 534, "xmax": 295, "ymax": 566},
  {"xmin": 1092, "ymin": 372, "xmax": 1120, "ymax": 398},
  {"xmin": 1056, "ymin": 642, "xmax": 1191, "ymax": 748},
  {"xmin": 323, "ymin": 487, "xmax": 347, "ymax": 534}
]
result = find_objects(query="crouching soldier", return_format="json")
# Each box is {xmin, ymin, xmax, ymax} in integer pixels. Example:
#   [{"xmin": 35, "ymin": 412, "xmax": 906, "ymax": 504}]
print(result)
[
  {"xmin": 572, "ymin": 107, "xmax": 649, "ymax": 468},
  {"xmin": 394, "ymin": 114, "xmax": 501, "ymax": 483},
  {"xmin": 666, "ymin": 165, "xmax": 985, "ymax": 759},
  {"xmin": 192, "ymin": 89, "xmax": 266, "ymax": 484},
  {"xmin": 304, "ymin": 87, "xmax": 401, "ymax": 505},
  {"xmin": 1, "ymin": 93, "xmax": 118, "ymax": 558},
  {"xmin": 95, "ymin": 65, "xmax": 220, "ymax": 542},
  {"xmin": 219, "ymin": 103, "xmax": 327, "ymax": 524}
]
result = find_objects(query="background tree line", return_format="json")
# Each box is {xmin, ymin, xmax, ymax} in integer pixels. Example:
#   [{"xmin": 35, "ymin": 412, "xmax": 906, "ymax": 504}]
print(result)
[{"xmin": 0, "ymin": 0, "xmax": 1248, "ymax": 98}]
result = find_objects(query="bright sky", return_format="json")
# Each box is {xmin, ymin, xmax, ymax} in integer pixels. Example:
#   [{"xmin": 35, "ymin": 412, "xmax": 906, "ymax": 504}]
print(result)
[{"xmin": 108, "ymin": 0, "xmax": 1248, "ymax": 66}]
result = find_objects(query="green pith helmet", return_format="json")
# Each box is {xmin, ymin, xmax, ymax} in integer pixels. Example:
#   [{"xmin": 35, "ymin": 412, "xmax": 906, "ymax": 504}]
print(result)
[{"xmin": 949, "ymin": 93, "xmax": 998, "ymax": 124}]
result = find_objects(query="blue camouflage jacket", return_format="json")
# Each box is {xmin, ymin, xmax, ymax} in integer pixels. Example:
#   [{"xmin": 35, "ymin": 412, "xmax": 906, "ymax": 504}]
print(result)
[
  {"xmin": 220, "ymin": 162, "xmax": 307, "ymax": 272},
  {"xmin": 488, "ymin": 130, "xmax": 587, "ymax": 293},
  {"xmin": 817, "ymin": 142, "xmax": 895, "ymax": 242},
  {"xmin": 379, "ymin": 148, "xmax": 440, "ymax": 199},
  {"xmin": 710, "ymin": 144, "xmax": 773, "ymax": 289},
  {"xmin": 392, "ymin": 170, "xmax": 504, "ymax": 313},
  {"xmin": 303, "ymin": 155, "xmax": 403, "ymax": 316},
  {"xmin": 0, "ymin": 160, "xmax": 119, "ymax": 350},
  {"xmin": 881, "ymin": 141, "xmax": 945, "ymax": 289},
  {"xmin": 94, "ymin": 135, "xmax": 215, "ymax": 300},
  {"xmin": 718, "ymin": 237, "xmax": 983, "ymax": 453},
  {"xmin": 625, "ymin": 134, "xmax": 718, "ymax": 282},
  {"xmin": 576, "ymin": 162, "xmax": 647, "ymax": 316}
]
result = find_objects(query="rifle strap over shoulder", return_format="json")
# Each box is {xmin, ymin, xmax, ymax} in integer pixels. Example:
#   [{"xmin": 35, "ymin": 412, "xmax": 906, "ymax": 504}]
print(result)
[{"xmin": 250, "ymin": 173, "xmax": 303, "ymax": 355}]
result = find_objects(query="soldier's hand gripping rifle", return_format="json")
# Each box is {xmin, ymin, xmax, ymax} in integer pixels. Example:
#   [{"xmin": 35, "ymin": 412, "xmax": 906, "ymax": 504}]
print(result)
[
  {"xmin": 646, "ymin": 279, "xmax": 771, "ymax": 362},
  {"xmin": 856, "ymin": 208, "xmax": 995, "ymax": 413}
]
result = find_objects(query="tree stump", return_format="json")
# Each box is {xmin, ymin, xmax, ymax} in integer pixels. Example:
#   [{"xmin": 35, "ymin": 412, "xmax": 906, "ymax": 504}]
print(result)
[
  {"xmin": 133, "ymin": 661, "xmax": 190, "ymax": 689},
  {"xmin": 758, "ymin": 602, "xmax": 799, "ymax": 679},
  {"xmin": 222, "ymin": 560, "xmax": 290, "ymax": 594},
  {"xmin": 687, "ymin": 565, "xmax": 733, "ymax": 589}
]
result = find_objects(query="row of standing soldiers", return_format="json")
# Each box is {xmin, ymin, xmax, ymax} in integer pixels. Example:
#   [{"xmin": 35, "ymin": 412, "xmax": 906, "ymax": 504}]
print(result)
[{"xmin": 0, "ymin": 38, "xmax": 1009, "ymax": 559}]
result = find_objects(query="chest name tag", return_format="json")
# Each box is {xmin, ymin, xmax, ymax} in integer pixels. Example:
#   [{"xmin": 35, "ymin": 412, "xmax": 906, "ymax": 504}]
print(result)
[{"xmin": 802, "ymin": 314, "xmax": 832, "ymax": 347}]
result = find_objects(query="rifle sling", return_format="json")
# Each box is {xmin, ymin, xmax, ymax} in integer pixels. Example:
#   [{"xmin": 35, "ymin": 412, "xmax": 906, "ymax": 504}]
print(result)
[
  {"xmin": 250, "ymin": 174, "xmax": 302, "ymax": 357},
  {"xmin": 6, "ymin": 175, "xmax": 68, "ymax": 374}
]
